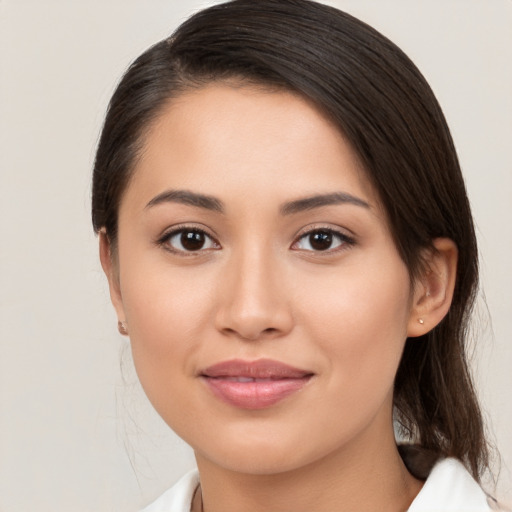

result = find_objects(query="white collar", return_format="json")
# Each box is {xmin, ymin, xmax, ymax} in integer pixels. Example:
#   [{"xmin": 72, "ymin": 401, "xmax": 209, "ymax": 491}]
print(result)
[
  {"xmin": 141, "ymin": 469, "xmax": 199, "ymax": 512},
  {"xmin": 408, "ymin": 458, "xmax": 491, "ymax": 511},
  {"xmin": 141, "ymin": 458, "xmax": 492, "ymax": 512}
]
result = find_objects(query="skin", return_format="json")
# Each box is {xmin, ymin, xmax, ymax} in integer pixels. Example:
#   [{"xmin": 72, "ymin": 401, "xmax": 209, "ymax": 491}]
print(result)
[{"xmin": 101, "ymin": 84, "xmax": 457, "ymax": 512}]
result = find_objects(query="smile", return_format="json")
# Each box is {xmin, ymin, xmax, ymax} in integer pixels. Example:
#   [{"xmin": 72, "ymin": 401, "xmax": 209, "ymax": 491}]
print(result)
[{"xmin": 200, "ymin": 359, "xmax": 314, "ymax": 410}]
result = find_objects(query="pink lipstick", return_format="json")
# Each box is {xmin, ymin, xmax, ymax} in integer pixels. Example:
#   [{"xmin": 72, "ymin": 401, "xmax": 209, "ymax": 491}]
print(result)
[{"xmin": 200, "ymin": 359, "xmax": 313, "ymax": 409}]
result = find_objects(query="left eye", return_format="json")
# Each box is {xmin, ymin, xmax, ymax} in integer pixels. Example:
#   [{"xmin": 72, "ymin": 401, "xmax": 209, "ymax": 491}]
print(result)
[
  {"xmin": 164, "ymin": 229, "xmax": 218, "ymax": 252},
  {"xmin": 293, "ymin": 229, "xmax": 349, "ymax": 252}
]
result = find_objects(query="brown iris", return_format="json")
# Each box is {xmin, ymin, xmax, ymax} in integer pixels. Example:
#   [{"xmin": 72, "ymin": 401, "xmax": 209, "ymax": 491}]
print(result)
[
  {"xmin": 180, "ymin": 230, "xmax": 206, "ymax": 251},
  {"xmin": 309, "ymin": 231, "xmax": 334, "ymax": 251}
]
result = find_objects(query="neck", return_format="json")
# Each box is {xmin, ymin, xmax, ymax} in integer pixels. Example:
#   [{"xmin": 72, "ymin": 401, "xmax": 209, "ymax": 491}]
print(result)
[{"xmin": 194, "ymin": 425, "xmax": 423, "ymax": 512}]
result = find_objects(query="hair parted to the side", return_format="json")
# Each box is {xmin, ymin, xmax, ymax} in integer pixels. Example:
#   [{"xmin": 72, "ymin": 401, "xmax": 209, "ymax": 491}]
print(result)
[{"xmin": 92, "ymin": 0, "xmax": 489, "ymax": 480}]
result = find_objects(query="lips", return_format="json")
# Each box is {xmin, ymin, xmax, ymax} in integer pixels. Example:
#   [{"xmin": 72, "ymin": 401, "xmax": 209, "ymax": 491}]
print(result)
[{"xmin": 200, "ymin": 359, "xmax": 313, "ymax": 409}]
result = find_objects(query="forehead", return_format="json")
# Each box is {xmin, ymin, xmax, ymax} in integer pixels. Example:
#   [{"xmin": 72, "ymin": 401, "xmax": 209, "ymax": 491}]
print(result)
[{"xmin": 123, "ymin": 84, "xmax": 380, "ymax": 212}]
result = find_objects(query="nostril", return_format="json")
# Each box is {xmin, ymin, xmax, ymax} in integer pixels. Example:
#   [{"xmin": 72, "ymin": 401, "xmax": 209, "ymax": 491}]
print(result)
[
  {"xmin": 221, "ymin": 326, "xmax": 280, "ymax": 341},
  {"xmin": 215, "ymin": 292, "xmax": 294, "ymax": 341}
]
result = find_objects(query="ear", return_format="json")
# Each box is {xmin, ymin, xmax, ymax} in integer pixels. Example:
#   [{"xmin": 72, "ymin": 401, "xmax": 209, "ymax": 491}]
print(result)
[
  {"xmin": 99, "ymin": 230, "xmax": 127, "ymax": 328},
  {"xmin": 407, "ymin": 238, "xmax": 458, "ymax": 337}
]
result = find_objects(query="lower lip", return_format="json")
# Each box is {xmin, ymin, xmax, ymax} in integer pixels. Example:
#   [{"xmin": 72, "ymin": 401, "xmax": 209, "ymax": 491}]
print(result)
[{"xmin": 202, "ymin": 377, "xmax": 312, "ymax": 410}]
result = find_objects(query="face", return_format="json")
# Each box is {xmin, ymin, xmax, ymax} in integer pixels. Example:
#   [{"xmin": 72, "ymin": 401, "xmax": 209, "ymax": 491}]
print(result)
[{"xmin": 106, "ymin": 84, "xmax": 421, "ymax": 475}]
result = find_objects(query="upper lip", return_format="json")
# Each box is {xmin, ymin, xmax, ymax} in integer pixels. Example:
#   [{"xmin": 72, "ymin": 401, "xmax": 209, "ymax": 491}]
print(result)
[{"xmin": 200, "ymin": 359, "xmax": 313, "ymax": 379}]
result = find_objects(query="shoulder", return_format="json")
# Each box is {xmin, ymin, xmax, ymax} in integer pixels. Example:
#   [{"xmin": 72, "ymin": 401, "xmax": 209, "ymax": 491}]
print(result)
[
  {"xmin": 408, "ymin": 458, "xmax": 494, "ymax": 512},
  {"xmin": 140, "ymin": 469, "xmax": 199, "ymax": 512}
]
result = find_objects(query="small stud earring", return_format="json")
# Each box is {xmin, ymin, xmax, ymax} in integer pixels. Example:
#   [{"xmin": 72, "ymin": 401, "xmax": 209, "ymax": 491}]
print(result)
[
  {"xmin": 118, "ymin": 321, "xmax": 129, "ymax": 335},
  {"xmin": 418, "ymin": 318, "xmax": 424, "ymax": 325}
]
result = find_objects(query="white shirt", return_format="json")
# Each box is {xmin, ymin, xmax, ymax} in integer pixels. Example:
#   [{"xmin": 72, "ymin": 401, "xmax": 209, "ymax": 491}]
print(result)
[{"xmin": 141, "ymin": 458, "xmax": 493, "ymax": 512}]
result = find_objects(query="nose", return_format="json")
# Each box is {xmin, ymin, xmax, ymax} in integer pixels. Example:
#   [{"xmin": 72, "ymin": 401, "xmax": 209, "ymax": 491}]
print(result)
[{"xmin": 214, "ymin": 247, "xmax": 294, "ymax": 341}]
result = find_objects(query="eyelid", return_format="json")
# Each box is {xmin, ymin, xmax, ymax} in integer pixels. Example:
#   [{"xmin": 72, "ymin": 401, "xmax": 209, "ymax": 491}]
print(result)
[
  {"xmin": 155, "ymin": 222, "xmax": 355, "ymax": 255},
  {"xmin": 291, "ymin": 224, "xmax": 356, "ymax": 252},
  {"xmin": 156, "ymin": 223, "xmax": 221, "ymax": 254}
]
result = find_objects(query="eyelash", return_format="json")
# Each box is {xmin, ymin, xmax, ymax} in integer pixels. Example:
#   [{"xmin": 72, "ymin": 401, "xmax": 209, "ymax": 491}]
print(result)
[
  {"xmin": 292, "ymin": 227, "xmax": 355, "ymax": 254},
  {"xmin": 156, "ymin": 225, "xmax": 355, "ymax": 256},
  {"xmin": 156, "ymin": 225, "xmax": 220, "ymax": 255}
]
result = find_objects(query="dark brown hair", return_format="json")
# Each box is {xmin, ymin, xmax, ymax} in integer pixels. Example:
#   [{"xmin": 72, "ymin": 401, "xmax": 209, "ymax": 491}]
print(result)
[{"xmin": 92, "ymin": 0, "xmax": 488, "ymax": 480}]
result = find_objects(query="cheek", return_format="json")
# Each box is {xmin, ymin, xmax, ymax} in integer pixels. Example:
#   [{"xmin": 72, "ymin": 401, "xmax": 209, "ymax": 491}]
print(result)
[
  {"xmin": 298, "ymin": 257, "xmax": 412, "ymax": 404},
  {"xmin": 118, "ymin": 258, "xmax": 218, "ymax": 410}
]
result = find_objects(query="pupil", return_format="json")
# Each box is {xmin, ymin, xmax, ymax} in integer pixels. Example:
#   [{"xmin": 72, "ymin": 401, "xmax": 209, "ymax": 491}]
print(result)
[
  {"xmin": 310, "ymin": 231, "xmax": 332, "ymax": 251},
  {"xmin": 181, "ymin": 231, "xmax": 205, "ymax": 251}
]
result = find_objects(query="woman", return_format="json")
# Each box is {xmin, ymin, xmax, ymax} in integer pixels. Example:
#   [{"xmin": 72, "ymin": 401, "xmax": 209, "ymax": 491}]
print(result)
[{"xmin": 92, "ymin": 0, "xmax": 499, "ymax": 510}]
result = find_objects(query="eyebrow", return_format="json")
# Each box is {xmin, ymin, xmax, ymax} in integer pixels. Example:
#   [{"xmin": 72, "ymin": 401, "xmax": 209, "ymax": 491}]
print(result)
[
  {"xmin": 145, "ymin": 189, "xmax": 224, "ymax": 213},
  {"xmin": 280, "ymin": 192, "xmax": 370, "ymax": 215},
  {"xmin": 145, "ymin": 189, "xmax": 370, "ymax": 215}
]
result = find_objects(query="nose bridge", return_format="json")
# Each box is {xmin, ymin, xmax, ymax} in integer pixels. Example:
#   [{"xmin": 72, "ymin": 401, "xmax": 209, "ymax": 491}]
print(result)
[
  {"xmin": 216, "ymin": 239, "xmax": 292, "ymax": 340},
  {"xmin": 236, "ymin": 242, "xmax": 276, "ymax": 308}
]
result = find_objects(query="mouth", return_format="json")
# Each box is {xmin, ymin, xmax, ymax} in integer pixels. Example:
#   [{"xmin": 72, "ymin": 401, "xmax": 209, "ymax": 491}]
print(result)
[{"xmin": 200, "ymin": 359, "xmax": 314, "ymax": 410}]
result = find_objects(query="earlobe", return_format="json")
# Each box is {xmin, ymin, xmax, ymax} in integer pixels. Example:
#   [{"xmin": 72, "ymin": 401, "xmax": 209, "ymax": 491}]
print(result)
[
  {"xmin": 407, "ymin": 238, "xmax": 458, "ymax": 338},
  {"xmin": 99, "ymin": 230, "xmax": 127, "ymax": 326}
]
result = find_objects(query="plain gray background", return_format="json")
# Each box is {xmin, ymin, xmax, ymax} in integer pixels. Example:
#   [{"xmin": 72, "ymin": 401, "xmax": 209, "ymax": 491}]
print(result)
[{"xmin": 1, "ymin": 1, "xmax": 511, "ymax": 510}]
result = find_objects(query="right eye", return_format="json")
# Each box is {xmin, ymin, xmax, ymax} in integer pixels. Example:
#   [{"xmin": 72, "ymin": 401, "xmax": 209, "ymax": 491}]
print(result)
[{"xmin": 161, "ymin": 228, "xmax": 220, "ymax": 253}]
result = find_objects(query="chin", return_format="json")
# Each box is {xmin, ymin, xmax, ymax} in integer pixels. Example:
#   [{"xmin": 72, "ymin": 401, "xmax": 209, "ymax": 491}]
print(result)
[{"xmin": 190, "ymin": 423, "xmax": 355, "ymax": 477}]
